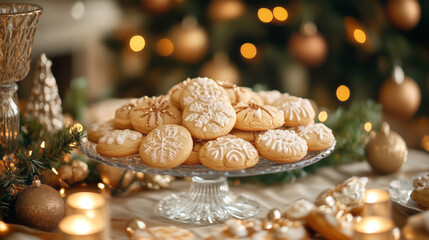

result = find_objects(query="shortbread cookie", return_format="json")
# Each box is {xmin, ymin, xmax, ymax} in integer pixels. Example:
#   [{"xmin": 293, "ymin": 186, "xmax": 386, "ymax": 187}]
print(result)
[
  {"xmin": 255, "ymin": 129, "xmax": 307, "ymax": 163},
  {"xmin": 87, "ymin": 120, "xmax": 115, "ymax": 143},
  {"xmin": 182, "ymin": 100, "xmax": 236, "ymax": 140},
  {"xmin": 167, "ymin": 78, "xmax": 191, "ymax": 109},
  {"xmin": 290, "ymin": 123, "xmax": 335, "ymax": 151},
  {"xmin": 114, "ymin": 98, "xmax": 141, "ymax": 129},
  {"xmin": 217, "ymin": 81, "xmax": 251, "ymax": 105},
  {"xmin": 275, "ymin": 96, "xmax": 315, "ymax": 127},
  {"xmin": 411, "ymin": 174, "xmax": 429, "ymax": 208},
  {"xmin": 257, "ymin": 90, "xmax": 284, "ymax": 106},
  {"xmin": 228, "ymin": 129, "xmax": 260, "ymax": 144},
  {"xmin": 284, "ymin": 199, "xmax": 315, "ymax": 221},
  {"xmin": 247, "ymin": 90, "xmax": 265, "ymax": 105},
  {"xmin": 139, "ymin": 124, "xmax": 192, "ymax": 169},
  {"xmin": 96, "ymin": 129, "xmax": 143, "ymax": 157},
  {"xmin": 199, "ymin": 135, "xmax": 259, "ymax": 170},
  {"xmin": 234, "ymin": 101, "xmax": 284, "ymax": 131},
  {"xmin": 130, "ymin": 95, "xmax": 181, "ymax": 134},
  {"xmin": 179, "ymin": 77, "xmax": 229, "ymax": 109},
  {"xmin": 133, "ymin": 226, "xmax": 196, "ymax": 240},
  {"xmin": 182, "ymin": 139, "xmax": 205, "ymax": 165}
]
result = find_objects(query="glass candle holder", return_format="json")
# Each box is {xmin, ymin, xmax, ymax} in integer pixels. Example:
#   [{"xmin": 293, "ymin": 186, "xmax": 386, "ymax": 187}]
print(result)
[
  {"xmin": 59, "ymin": 214, "xmax": 104, "ymax": 240},
  {"xmin": 353, "ymin": 216, "xmax": 395, "ymax": 240},
  {"xmin": 363, "ymin": 189, "xmax": 391, "ymax": 218}
]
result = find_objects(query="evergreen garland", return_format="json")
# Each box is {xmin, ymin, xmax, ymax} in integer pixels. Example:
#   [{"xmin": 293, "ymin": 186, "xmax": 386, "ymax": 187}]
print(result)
[{"xmin": 0, "ymin": 116, "xmax": 83, "ymax": 219}]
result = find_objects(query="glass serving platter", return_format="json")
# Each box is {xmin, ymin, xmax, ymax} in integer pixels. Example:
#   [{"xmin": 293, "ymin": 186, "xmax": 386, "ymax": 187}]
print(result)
[{"xmin": 80, "ymin": 133, "xmax": 335, "ymax": 225}]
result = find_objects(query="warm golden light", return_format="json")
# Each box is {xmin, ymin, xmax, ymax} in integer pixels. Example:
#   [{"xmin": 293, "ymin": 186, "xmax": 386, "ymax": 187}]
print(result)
[
  {"xmin": 129, "ymin": 35, "xmax": 145, "ymax": 52},
  {"xmin": 273, "ymin": 7, "xmax": 288, "ymax": 21},
  {"xmin": 240, "ymin": 43, "xmax": 257, "ymax": 59},
  {"xmin": 422, "ymin": 135, "xmax": 429, "ymax": 152},
  {"xmin": 28, "ymin": 150, "xmax": 32, "ymax": 156},
  {"xmin": 353, "ymin": 29, "xmax": 366, "ymax": 44},
  {"xmin": 318, "ymin": 111, "xmax": 328, "ymax": 122},
  {"xmin": 40, "ymin": 141, "xmax": 46, "ymax": 149},
  {"xmin": 73, "ymin": 123, "xmax": 83, "ymax": 133},
  {"xmin": 156, "ymin": 38, "xmax": 174, "ymax": 56},
  {"xmin": 336, "ymin": 85, "xmax": 350, "ymax": 102},
  {"xmin": 60, "ymin": 188, "xmax": 66, "ymax": 197},
  {"xmin": 76, "ymin": 195, "xmax": 95, "ymax": 209},
  {"xmin": 67, "ymin": 192, "xmax": 106, "ymax": 210},
  {"xmin": 97, "ymin": 183, "xmax": 105, "ymax": 190},
  {"xmin": 258, "ymin": 8, "xmax": 273, "ymax": 23},
  {"xmin": 59, "ymin": 215, "xmax": 97, "ymax": 235},
  {"xmin": 0, "ymin": 220, "xmax": 8, "ymax": 233},
  {"xmin": 69, "ymin": 142, "xmax": 77, "ymax": 147},
  {"xmin": 364, "ymin": 122, "xmax": 372, "ymax": 132},
  {"xmin": 52, "ymin": 167, "xmax": 59, "ymax": 175}
]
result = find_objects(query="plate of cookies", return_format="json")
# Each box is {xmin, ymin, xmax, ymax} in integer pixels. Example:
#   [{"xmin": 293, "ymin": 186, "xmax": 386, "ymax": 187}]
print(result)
[
  {"xmin": 81, "ymin": 77, "xmax": 336, "ymax": 177},
  {"xmin": 389, "ymin": 172, "xmax": 429, "ymax": 215}
]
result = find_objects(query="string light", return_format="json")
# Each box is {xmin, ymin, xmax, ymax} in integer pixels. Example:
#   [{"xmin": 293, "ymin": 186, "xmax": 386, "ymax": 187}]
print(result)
[
  {"xmin": 40, "ymin": 141, "xmax": 46, "ymax": 149},
  {"xmin": 52, "ymin": 167, "xmax": 59, "ymax": 175},
  {"xmin": 273, "ymin": 7, "xmax": 288, "ymax": 21},
  {"xmin": 70, "ymin": 122, "xmax": 83, "ymax": 133},
  {"xmin": 28, "ymin": 150, "xmax": 32, "ymax": 156},
  {"xmin": 129, "ymin": 35, "xmax": 146, "ymax": 52},
  {"xmin": 240, "ymin": 43, "xmax": 257, "ymax": 59},
  {"xmin": 156, "ymin": 38, "xmax": 174, "ymax": 56},
  {"xmin": 60, "ymin": 188, "xmax": 66, "ymax": 198},
  {"xmin": 318, "ymin": 111, "xmax": 328, "ymax": 122},
  {"xmin": 364, "ymin": 122, "xmax": 372, "ymax": 132},
  {"xmin": 258, "ymin": 8, "xmax": 273, "ymax": 23},
  {"xmin": 97, "ymin": 182, "xmax": 105, "ymax": 190},
  {"xmin": 336, "ymin": 85, "xmax": 350, "ymax": 102},
  {"xmin": 422, "ymin": 135, "xmax": 429, "ymax": 152},
  {"xmin": 353, "ymin": 29, "xmax": 366, "ymax": 44}
]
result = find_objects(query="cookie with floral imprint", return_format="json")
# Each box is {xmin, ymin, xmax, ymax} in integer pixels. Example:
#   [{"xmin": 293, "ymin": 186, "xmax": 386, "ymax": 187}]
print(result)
[
  {"xmin": 139, "ymin": 124, "xmax": 192, "ymax": 169},
  {"xmin": 255, "ymin": 129, "xmax": 308, "ymax": 163},
  {"xmin": 167, "ymin": 78, "xmax": 191, "ymax": 109},
  {"xmin": 87, "ymin": 119, "xmax": 116, "ymax": 143},
  {"xmin": 274, "ymin": 96, "xmax": 315, "ymax": 127},
  {"xmin": 199, "ymin": 135, "xmax": 259, "ymax": 170},
  {"xmin": 216, "ymin": 81, "xmax": 252, "ymax": 105},
  {"xmin": 96, "ymin": 129, "xmax": 144, "ymax": 157},
  {"xmin": 179, "ymin": 77, "xmax": 229, "ymax": 109},
  {"xmin": 234, "ymin": 101, "xmax": 284, "ymax": 131},
  {"xmin": 130, "ymin": 95, "xmax": 181, "ymax": 134},
  {"xmin": 289, "ymin": 123, "xmax": 335, "ymax": 151},
  {"xmin": 114, "ymin": 98, "xmax": 142, "ymax": 129}
]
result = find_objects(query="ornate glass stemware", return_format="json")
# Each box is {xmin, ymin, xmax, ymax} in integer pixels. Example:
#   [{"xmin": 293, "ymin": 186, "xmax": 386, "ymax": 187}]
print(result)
[{"xmin": 0, "ymin": 4, "xmax": 42, "ymax": 153}]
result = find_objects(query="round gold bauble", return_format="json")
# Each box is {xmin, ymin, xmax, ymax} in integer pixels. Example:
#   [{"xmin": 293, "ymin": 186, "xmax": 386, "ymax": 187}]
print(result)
[
  {"xmin": 267, "ymin": 208, "xmax": 282, "ymax": 221},
  {"xmin": 208, "ymin": 0, "xmax": 245, "ymax": 22},
  {"xmin": 169, "ymin": 24, "xmax": 209, "ymax": 63},
  {"xmin": 379, "ymin": 76, "xmax": 421, "ymax": 118},
  {"xmin": 15, "ymin": 179, "xmax": 65, "ymax": 231},
  {"xmin": 97, "ymin": 163, "xmax": 134, "ymax": 189},
  {"xmin": 125, "ymin": 218, "xmax": 147, "ymax": 238},
  {"xmin": 387, "ymin": 0, "xmax": 421, "ymax": 30},
  {"xmin": 140, "ymin": 0, "xmax": 175, "ymax": 14},
  {"xmin": 288, "ymin": 31, "xmax": 327, "ymax": 67},
  {"xmin": 366, "ymin": 123, "xmax": 408, "ymax": 174},
  {"xmin": 199, "ymin": 56, "xmax": 241, "ymax": 84},
  {"xmin": 58, "ymin": 160, "xmax": 89, "ymax": 187}
]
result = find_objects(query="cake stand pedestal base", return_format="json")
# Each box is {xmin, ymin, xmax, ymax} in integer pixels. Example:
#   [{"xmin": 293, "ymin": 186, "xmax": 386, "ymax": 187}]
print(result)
[{"xmin": 157, "ymin": 176, "xmax": 260, "ymax": 225}]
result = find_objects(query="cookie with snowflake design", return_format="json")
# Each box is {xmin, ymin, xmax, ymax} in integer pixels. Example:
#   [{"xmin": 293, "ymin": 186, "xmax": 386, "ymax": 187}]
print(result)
[
  {"xmin": 255, "ymin": 129, "xmax": 307, "ymax": 163},
  {"xmin": 290, "ymin": 123, "xmax": 335, "ymax": 151},
  {"xmin": 234, "ymin": 101, "xmax": 284, "ymax": 131},
  {"xmin": 167, "ymin": 78, "xmax": 191, "ymax": 109},
  {"xmin": 179, "ymin": 77, "xmax": 229, "ymax": 109},
  {"xmin": 139, "ymin": 124, "xmax": 192, "ymax": 169},
  {"xmin": 182, "ymin": 99, "xmax": 236, "ymax": 140},
  {"xmin": 114, "ymin": 98, "xmax": 142, "ymax": 129},
  {"xmin": 130, "ymin": 95, "xmax": 181, "ymax": 134},
  {"xmin": 96, "ymin": 129, "xmax": 144, "ymax": 157},
  {"xmin": 199, "ymin": 135, "xmax": 259, "ymax": 170},
  {"xmin": 274, "ymin": 96, "xmax": 315, "ymax": 127}
]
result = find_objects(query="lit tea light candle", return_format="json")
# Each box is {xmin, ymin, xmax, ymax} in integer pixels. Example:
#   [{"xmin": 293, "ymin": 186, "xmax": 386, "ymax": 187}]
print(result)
[
  {"xmin": 353, "ymin": 216, "xmax": 395, "ymax": 240},
  {"xmin": 59, "ymin": 214, "xmax": 103, "ymax": 240},
  {"xmin": 363, "ymin": 189, "xmax": 391, "ymax": 217},
  {"xmin": 66, "ymin": 192, "xmax": 110, "ymax": 239}
]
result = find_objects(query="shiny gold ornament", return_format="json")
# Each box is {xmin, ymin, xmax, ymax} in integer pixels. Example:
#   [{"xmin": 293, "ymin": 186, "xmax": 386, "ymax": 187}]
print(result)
[
  {"xmin": 267, "ymin": 208, "xmax": 282, "ymax": 221},
  {"xmin": 97, "ymin": 163, "xmax": 135, "ymax": 189},
  {"xmin": 387, "ymin": 0, "xmax": 421, "ymax": 30},
  {"xmin": 140, "ymin": 0, "xmax": 175, "ymax": 15},
  {"xmin": 288, "ymin": 23, "xmax": 327, "ymax": 67},
  {"xmin": 366, "ymin": 122, "xmax": 408, "ymax": 174},
  {"xmin": 125, "ymin": 218, "xmax": 147, "ymax": 238},
  {"xmin": 200, "ymin": 53, "xmax": 241, "ymax": 84},
  {"xmin": 169, "ymin": 17, "xmax": 209, "ymax": 63},
  {"xmin": 15, "ymin": 177, "xmax": 65, "ymax": 231},
  {"xmin": 58, "ymin": 159, "xmax": 89, "ymax": 187},
  {"xmin": 379, "ymin": 66, "xmax": 421, "ymax": 119},
  {"xmin": 208, "ymin": 0, "xmax": 245, "ymax": 22},
  {"xmin": 139, "ymin": 174, "xmax": 174, "ymax": 190},
  {"xmin": 27, "ymin": 54, "xmax": 64, "ymax": 133}
]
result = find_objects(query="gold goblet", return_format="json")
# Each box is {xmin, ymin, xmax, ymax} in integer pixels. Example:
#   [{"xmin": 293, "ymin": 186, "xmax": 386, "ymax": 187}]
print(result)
[{"xmin": 0, "ymin": 4, "xmax": 42, "ymax": 153}]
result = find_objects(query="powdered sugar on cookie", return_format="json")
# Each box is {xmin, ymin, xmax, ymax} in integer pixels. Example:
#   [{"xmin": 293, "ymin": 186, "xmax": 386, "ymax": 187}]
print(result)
[
  {"xmin": 413, "ymin": 175, "xmax": 429, "ymax": 191},
  {"xmin": 89, "ymin": 120, "xmax": 115, "ymax": 133},
  {"xmin": 143, "ymin": 125, "xmax": 185, "ymax": 163},
  {"xmin": 99, "ymin": 129, "xmax": 143, "ymax": 145},
  {"xmin": 257, "ymin": 129, "xmax": 307, "ymax": 156}
]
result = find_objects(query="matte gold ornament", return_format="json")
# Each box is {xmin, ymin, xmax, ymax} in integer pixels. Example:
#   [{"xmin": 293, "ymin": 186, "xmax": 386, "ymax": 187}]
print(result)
[
  {"xmin": 200, "ymin": 53, "xmax": 241, "ymax": 84},
  {"xmin": 379, "ymin": 65, "xmax": 421, "ymax": 119},
  {"xmin": 125, "ymin": 218, "xmax": 147, "ymax": 238},
  {"xmin": 288, "ymin": 23, "xmax": 327, "ymax": 67},
  {"xmin": 139, "ymin": 174, "xmax": 174, "ymax": 190},
  {"xmin": 366, "ymin": 122, "xmax": 408, "ymax": 174},
  {"xmin": 97, "ymin": 163, "xmax": 134, "ymax": 189},
  {"xmin": 15, "ymin": 177, "xmax": 65, "ymax": 231},
  {"xmin": 58, "ymin": 159, "xmax": 89, "ymax": 187},
  {"xmin": 387, "ymin": 0, "xmax": 421, "ymax": 30},
  {"xmin": 208, "ymin": 0, "xmax": 245, "ymax": 22}
]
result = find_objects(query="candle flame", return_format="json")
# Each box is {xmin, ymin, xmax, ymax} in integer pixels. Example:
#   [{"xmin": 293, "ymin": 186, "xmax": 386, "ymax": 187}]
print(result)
[{"xmin": 77, "ymin": 195, "xmax": 95, "ymax": 209}]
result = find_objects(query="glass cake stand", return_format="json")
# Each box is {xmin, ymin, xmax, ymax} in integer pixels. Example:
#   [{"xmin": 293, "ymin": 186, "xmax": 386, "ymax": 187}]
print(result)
[{"xmin": 80, "ymin": 134, "xmax": 335, "ymax": 225}]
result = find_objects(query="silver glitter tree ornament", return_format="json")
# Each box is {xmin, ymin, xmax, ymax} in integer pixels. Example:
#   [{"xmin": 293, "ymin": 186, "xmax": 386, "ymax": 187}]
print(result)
[{"xmin": 27, "ymin": 54, "xmax": 64, "ymax": 132}]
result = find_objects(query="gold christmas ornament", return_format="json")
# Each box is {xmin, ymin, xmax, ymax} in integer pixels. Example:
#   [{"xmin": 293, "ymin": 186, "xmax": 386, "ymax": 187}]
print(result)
[
  {"xmin": 41, "ymin": 169, "xmax": 61, "ymax": 188},
  {"xmin": 169, "ymin": 17, "xmax": 209, "ymax": 63},
  {"xmin": 139, "ymin": 174, "xmax": 174, "ymax": 190},
  {"xmin": 97, "ymin": 163, "xmax": 135, "ymax": 189},
  {"xmin": 125, "ymin": 218, "xmax": 147, "ymax": 238},
  {"xmin": 387, "ymin": 0, "xmax": 421, "ymax": 30},
  {"xmin": 26, "ymin": 54, "xmax": 64, "ymax": 133},
  {"xmin": 288, "ymin": 23, "xmax": 327, "ymax": 67},
  {"xmin": 208, "ymin": 0, "xmax": 245, "ymax": 22},
  {"xmin": 140, "ymin": 0, "xmax": 175, "ymax": 14},
  {"xmin": 267, "ymin": 208, "xmax": 282, "ymax": 221},
  {"xmin": 15, "ymin": 177, "xmax": 65, "ymax": 231},
  {"xmin": 379, "ymin": 65, "xmax": 421, "ymax": 119},
  {"xmin": 199, "ymin": 53, "xmax": 241, "ymax": 84},
  {"xmin": 58, "ymin": 159, "xmax": 89, "ymax": 188},
  {"xmin": 366, "ymin": 122, "xmax": 408, "ymax": 174}
]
